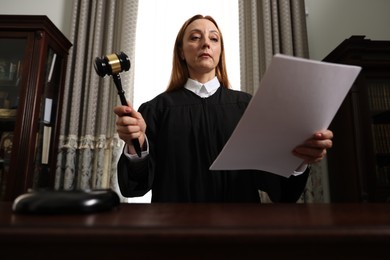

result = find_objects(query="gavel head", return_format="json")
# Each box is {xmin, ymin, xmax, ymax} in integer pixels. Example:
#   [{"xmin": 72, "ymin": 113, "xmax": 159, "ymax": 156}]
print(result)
[{"xmin": 94, "ymin": 51, "xmax": 131, "ymax": 77}]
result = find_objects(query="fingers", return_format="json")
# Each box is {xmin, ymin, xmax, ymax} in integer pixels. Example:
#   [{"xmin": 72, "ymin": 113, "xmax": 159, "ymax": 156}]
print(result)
[
  {"xmin": 113, "ymin": 101, "xmax": 142, "ymax": 127},
  {"xmin": 116, "ymin": 117, "xmax": 144, "ymax": 147},
  {"xmin": 113, "ymin": 101, "xmax": 146, "ymax": 146},
  {"xmin": 313, "ymin": 129, "xmax": 334, "ymax": 141},
  {"xmin": 116, "ymin": 111, "xmax": 142, "ymax": 126},
  {"xmin": 293, "ymin": 146, "xmax": 327, "ymax": 164},
  {"xmin": 113, "ymin": 103, "xmax": 135, "ymax": 117},
  {"xmin": 306, "ymin": 130, "xmax": 334, "ymax": 149},
  {"xmin": 117, "ymin": 123, "xmax": 143, "ymax": 141},
  {"xmin": 307, "ymin": 138, "xmax": 333, "ymax": 150},
  {"xmin": 292, "ymin": 129, "xmax": 334, "ymax": 164}
]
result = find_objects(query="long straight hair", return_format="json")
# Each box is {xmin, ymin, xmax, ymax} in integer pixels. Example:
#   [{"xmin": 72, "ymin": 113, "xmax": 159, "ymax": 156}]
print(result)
[{"xmin": 166, "ymin": 14, "xmax": 230, "ymax": 92}]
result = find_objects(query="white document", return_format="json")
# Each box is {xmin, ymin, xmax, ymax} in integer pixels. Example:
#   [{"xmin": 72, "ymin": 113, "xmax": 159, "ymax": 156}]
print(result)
[{"xmin": 210, "ymin": 54, "xmax": 362, "ymax": 177}]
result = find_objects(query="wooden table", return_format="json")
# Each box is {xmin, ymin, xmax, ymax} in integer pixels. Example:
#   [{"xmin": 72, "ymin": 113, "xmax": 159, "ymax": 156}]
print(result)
[{"xmin": 1, "ymin": 202, "xmax": 389, "ymax": 259}]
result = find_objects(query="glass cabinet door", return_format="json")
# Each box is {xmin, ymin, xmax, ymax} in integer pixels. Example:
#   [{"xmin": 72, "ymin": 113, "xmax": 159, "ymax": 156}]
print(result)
[
  {"xmin": 0, "ymin": 37, "xmax": 26, "ymax": 199},
  {"xmin": 368, "ymin": 79, "xmax": 390, "ymax": 193},
  {"xmin": 0, "ymin": 15, "xmax": 72, "ymax": 201},
  {"xmin": 32, "ymin": 47, "xmax": 61, "ymax": 189}
]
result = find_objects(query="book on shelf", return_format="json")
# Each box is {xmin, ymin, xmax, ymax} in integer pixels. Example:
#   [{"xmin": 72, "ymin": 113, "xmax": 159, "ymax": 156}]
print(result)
[
  {"xmin": 372, "ymin": 124, "xmax": 390, "ymax": 154},
  {"xmin": 368, "ymin": 80, "xmax": 390, "ymax": 112},
  {"xmin": 43, "ymin": 98, "xmax": 53, "ymax": 124},
  {"xmin": 0, "ymin": 59, "xmax": 22, "ymax": 82},
  {"xmin": 47, "ymin": 53, "xmax": 57, "ymax": 83},
  {"xmin": 41, "ymin": 125, "xmax": 52, "ymax": 164}
]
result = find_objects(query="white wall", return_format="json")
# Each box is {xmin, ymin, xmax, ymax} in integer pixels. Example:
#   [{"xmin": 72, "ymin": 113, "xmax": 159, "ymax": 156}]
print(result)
[
  {"xmin": 305, "ymin": 0, "xmax": 390, "ymax": 60},
  {"xmin": 0, "ymin": 0, "xmax": 73, "ymax": 39}
]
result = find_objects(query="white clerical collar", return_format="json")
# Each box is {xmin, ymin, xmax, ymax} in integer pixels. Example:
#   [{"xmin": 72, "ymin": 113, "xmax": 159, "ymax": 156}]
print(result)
[{"xmin": 184, "ymin": 77, "xmax": 220, "ymax": 98}]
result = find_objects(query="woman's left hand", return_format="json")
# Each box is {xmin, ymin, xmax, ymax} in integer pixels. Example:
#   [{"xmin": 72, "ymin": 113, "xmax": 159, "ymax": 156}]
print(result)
[{"xmin": 292, "ymin": 129, "xmax": 333, "ymax": 164}]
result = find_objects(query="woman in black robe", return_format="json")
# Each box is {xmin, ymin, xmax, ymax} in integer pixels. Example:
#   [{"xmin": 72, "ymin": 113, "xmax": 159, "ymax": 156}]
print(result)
[{"xmin": 114, "ymin": 14, "xmax": 333, "ymax": 203}]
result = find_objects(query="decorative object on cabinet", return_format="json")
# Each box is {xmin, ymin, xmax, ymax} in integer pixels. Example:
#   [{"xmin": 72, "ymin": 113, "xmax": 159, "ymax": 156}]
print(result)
[
  {"xmin": 0, "ymin": 15, "xmax": 72, "ymax": 201},
  {"xmin": 324, "ymin": 35, "xmax": 390, "ymax": 202}
]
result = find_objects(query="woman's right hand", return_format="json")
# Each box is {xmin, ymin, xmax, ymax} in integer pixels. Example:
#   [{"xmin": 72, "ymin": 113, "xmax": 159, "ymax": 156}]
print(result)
[{"xmin": 113, "ymin": 102, "xmax": 146, "ymax": 154}]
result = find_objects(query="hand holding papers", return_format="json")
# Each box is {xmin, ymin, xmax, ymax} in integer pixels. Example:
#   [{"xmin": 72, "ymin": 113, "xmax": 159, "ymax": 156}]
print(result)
[{"xmin": 210, "ymin": 54, "xmax": 361, "ymax": 177}]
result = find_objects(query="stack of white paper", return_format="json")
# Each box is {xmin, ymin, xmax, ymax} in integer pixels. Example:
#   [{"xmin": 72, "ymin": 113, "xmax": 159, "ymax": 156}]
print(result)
[{"xmin": 210, "ymin": 54, "xmax": 362, "ymax": 177}]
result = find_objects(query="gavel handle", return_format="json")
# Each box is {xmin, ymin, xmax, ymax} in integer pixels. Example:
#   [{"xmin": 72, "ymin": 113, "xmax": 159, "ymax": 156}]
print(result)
[{"xmin": 113, "ymin": 74, "xmax": 142, "ymax": 157}]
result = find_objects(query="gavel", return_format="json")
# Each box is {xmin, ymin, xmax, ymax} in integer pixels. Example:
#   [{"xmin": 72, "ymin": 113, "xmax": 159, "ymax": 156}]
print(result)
[{"xmin": 94, "ymin": 52, "xmax": 142, "ymax": 157}]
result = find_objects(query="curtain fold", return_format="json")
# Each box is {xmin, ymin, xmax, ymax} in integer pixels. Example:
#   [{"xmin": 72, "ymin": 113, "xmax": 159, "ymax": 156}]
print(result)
[
  {"xmin": 239, "ymin": 0, "xmax": 309, "ymax": 94},
  {"xmin": 55, "ymin": 0, "xmax": 138, "ymax": 200},
  {"xmin": 239, "ymin": 0, "xmax": 327, "ymax": 203}
]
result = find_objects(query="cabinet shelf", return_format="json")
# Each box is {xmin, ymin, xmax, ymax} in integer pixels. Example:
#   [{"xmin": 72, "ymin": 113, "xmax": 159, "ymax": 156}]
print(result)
[
  {"xmin": 0, "ymin": 109, "xmax": 16, "ymax": 119},
  {"xmin": 372, "ymin": 110, "xmax": 390, "ymax": 124},
  {"xmin": 0, "ymin": 15, "xmax": 71, "ymax": 201}
]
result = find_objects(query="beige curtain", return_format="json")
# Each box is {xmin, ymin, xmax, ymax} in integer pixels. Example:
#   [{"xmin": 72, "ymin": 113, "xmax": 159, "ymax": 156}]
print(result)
[
  {"xmin": 239, "ymin": 0, "xmax": 309, "ymax": 94},
  {"xmin": 55, "ymin": 0, "xmax": 138, "ymax": 199},
  {"xmin": 239, "ymin": 0, "xmax": 327, "ymax": 202}
]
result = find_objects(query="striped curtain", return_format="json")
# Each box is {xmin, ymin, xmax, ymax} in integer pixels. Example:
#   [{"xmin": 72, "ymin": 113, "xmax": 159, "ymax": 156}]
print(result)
[
  {"xmin": 239, "ymin": 0, "xmax": 328, "ymax": 203},
  {"xmin": 239, "ymin": 0, "xmax": 309, "ymax": 94},
  {"xmin": 55, "ymin": 0, "xmax": 138, "ymax": 201}
]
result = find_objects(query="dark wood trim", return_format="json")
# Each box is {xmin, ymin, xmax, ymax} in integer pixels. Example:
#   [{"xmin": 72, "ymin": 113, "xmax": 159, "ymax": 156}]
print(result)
[{"xmin": 1, "ymin": 203, "xmax": 389, "ymax": 259}]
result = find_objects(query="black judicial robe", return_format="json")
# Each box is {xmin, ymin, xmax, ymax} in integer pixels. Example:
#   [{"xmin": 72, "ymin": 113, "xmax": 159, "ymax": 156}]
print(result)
[{"xmin": 117, "ymin": 86, "xmax": 309, "ymax": 203}]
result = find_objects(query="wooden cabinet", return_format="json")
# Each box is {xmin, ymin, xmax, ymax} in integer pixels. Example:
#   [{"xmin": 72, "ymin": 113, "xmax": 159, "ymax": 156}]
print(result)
[
  {"xmin": 324, "ymin": 36, "xmax": 390, "ymax": 202},
  {"xmin": 0, "ymin": 15, "xmax": 71, "ymax": 201}
]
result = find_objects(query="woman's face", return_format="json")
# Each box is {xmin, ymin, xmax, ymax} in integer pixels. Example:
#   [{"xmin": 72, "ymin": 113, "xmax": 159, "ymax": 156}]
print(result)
[{"xmin": 181, "ymin": 18, "xmax": 221, "ymax": 82}]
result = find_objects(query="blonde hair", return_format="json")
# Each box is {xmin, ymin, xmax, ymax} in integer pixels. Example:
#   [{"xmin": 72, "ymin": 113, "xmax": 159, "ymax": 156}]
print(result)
[{"xmin": 166, "ymin": 14, "xmax": 230, "ymax": 92}]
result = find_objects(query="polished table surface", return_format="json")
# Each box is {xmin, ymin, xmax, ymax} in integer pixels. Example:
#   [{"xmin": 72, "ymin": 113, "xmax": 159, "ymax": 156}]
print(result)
[{"xmin": 1, "ymin": 202, "xmax": 390, "ymax": 259}]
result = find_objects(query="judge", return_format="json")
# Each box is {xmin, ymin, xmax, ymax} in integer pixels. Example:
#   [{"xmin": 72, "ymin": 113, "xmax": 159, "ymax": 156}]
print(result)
[{"xmin": 114, "ymin": 14, "xmax": 333, "ymax": 203}]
